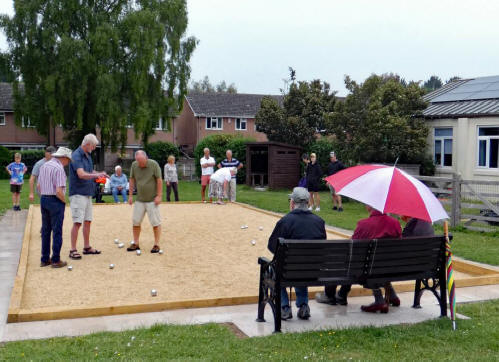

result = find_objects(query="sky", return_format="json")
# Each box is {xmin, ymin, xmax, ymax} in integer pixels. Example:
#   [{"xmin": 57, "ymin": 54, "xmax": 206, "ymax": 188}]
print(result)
[{"xmin": 1, "ymin": 0, "xmax": 499, "ymax": 96}]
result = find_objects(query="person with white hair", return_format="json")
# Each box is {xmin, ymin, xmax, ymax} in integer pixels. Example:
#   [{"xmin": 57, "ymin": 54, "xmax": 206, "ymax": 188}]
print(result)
[
  {"xmin": 68, "ymin": 133, "xmax": 108, "ymax": 260},
  {"xmin": 208, "ymin": 166, "xmax": 237, "ymax": 205},
  {"xmin": 217, "ymin": 149, "xmax": 243, "ymax": 202},
  {"xmin": 127, "ymin": 150, "xmax": 163, "ymax": 253},
  {"xmin": 110, "ymin": 165, "xmax": 128, "ymax": 203},
  {"xmin": 200, "ymin": 147, "xmax": 215, "ymax": 203}
]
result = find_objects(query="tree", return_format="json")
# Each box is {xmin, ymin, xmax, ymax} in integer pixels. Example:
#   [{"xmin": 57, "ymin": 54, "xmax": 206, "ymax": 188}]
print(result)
[
  {"xmin": 326, "ymin": 74, "xmax": 429, "ymax": 165},
  {"xmin": 256, "ymin": 79, "xmax": 337, "ymax": 148},
  {"xmin": 423, "ymin": 75, "xmax": 443, "ymax": 92},
  {"xmin": 446, "ymin": 76, "xmax": 461, "ymax": 83},
  {"xmin": 189, "ymin": 76, "xmax": 237, "ymax": 93},
  {"xmin": 0, "ymin": 52, "xmax": 15, "ymax": 82},
  {"xmin": 0, "ymin": 0, "xmax": 197, "ymax": 165}
]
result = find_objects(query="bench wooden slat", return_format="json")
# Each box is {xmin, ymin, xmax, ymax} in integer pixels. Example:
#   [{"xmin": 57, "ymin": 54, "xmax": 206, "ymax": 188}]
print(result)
[{"xmin": 369, "ymin": 263, "xmax": 437, "ymax": 274}]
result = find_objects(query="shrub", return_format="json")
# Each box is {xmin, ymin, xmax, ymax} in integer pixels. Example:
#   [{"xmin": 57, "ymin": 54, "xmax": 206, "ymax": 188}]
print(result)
[
  {"xmin": 144, "ymin": 141, "xmax": 179, "ymax": 169},
  {"xmin": 194, "ymin": 134, "xmax": 255, "ymax": 183},
  {"xmin": 0, "ymin": 146, "xmax": 11, "ymax": 179},
  {"xmin": 306, "ymin": 138, "xmax": 348, "ymax": 190},
  {"xmin": 17, "ymin": 149, "xmax": 46, "ymax": 173}
]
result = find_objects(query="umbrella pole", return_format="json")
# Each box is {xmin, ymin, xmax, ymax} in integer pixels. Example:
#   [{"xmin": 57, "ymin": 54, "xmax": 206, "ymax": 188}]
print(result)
[{"xmin": 444, "ymin": 220, "xmax": 457, "ymax": 330}]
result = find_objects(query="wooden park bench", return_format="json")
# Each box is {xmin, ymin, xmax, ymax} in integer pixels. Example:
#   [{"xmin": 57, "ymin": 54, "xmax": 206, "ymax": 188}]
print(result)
[{"xmin": 257, "ymin": 235, "xmax": 450, "ymax": 333}]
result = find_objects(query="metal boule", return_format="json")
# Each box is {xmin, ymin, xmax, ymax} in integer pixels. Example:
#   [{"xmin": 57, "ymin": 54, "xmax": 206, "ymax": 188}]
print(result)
[
  {"xmin": 159, "ymin": 249, "xmax": 164, "ymax": 255},
  {"xmin": 151, "ymin": 289, "xmax": 158, "ymax": 297},
  {"xmin": 136, "ymin": 250, "xmax": 141, "ymax": 256},
  {"xmin": 251, "ymin": 240, "xmax": 256, "ymax": 246},
  {"xmin": 130, "ymin": 240, "xmax": 135, "ymax": 245},
  {"xmin": 118, "ymin": 243, "xmax": 124, "ymax": 248},
  {"xmin": 114, "ymin": 238, "xmax": 119, "ymax": 244},
  {"xmin": 109, "ymin": 264, "xmax": 115, "ymax": 269},
  {"xmin": 68, "ymin": 265, "xmax": 73, "ymax": 271}
]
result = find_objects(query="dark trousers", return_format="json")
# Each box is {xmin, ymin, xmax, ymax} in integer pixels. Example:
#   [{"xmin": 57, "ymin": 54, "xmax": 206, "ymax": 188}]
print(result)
[
  {"xmin": 325, "ymin": 284, "xmax": 352, "ymax": 298},
  {"xmin": 40, "ymin": 196, "xmax": 65, "ymax": 263},
  {"xmin": 166, "ymin": 182, "xmax": 179, "ymax": 202}
]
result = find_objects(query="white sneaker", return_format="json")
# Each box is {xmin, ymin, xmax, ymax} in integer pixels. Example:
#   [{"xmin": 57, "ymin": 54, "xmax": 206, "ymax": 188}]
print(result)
[
  {"xmin": 315, "ymin": 207, "xmax": 320, "ymax": 212},
  {"xmin": 308, "ymin": 206, "xmax": 313, "ymax": 211}
]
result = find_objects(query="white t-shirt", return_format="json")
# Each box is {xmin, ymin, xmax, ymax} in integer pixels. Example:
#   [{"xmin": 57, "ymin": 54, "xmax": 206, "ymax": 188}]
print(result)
[
  {"xmin": 210, "ymin": 168, "xmax": 232, "ymax": 183},
  {"xmin": 200, "ymin": 156, "xmax": 215, "ymax": 176}
]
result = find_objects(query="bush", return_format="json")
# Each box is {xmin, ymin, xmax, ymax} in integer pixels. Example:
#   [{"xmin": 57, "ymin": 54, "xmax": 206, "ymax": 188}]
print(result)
[
  {"xmin": 0, "ymin": 146, "xmax": 11, "ymax": 179},
  {"xmin": 144, "ymin": 141, "xmax": 180, "ymax": 169},
  {"xmin": 194, "ymin": 134, "xmax": 255, "ymax": 184}
]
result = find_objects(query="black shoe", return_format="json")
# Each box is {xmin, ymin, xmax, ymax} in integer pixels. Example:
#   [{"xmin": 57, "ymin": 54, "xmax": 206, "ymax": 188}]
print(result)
[
  {"xmin": 332, "ymin": 206, "xmax": 338, "ymax": 210},
  {"xmin": 338, "ymin": 207, "xmax": 343, "ymax": 212},
  {"xmin": 281, "ymin": 306, "xmax": 293, "ymax": 320},
  {"xmin": 336, "ymin": 293, "xmax": 348, "ymax": 306},
  {"xmin": 315, "ymin": 292, "xmax": 337, "ymax": 305},
  {"xmin": 297, "ymin": 304, "xmax": 311, "ymax": 320}
]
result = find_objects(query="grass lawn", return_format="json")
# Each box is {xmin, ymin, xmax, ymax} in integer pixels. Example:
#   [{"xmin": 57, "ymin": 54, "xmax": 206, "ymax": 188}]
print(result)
[
  {"xmin": 0, "ymin": 300, "xmax": 497, "ymax": 361},
  {"xmin": 0, "ymin": 179, "xmax": 498, "ymax": 266}
]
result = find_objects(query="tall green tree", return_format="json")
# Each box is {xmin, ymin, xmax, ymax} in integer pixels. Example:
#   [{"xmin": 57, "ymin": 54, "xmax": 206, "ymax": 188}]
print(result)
[
  {"xmin": 0, "ymin": 52, "xmax": 15, "ymax": 82},
  {"xmin": 423, "ymin": 75, "xmax": 443, "ymax": 92},
  {"xmin": 0, "ymin": 0, "xmax": 197, "ymax": 164},
  {"xmin": 326, "ymin": 74, "xmax": 429, "ymax": 164},
  {"xmin": 189, "ymin": 76, "xmax": 237, "ymax": 93},
  {"xmin": 256, "ymin": 79, "xmax": 337, "ymax": 148}
]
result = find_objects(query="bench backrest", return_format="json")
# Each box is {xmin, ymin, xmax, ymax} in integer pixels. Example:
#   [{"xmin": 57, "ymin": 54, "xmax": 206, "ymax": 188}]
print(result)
[{"xmin": 275, "ymin": 236, "xmax": 447, "ymax": 288}]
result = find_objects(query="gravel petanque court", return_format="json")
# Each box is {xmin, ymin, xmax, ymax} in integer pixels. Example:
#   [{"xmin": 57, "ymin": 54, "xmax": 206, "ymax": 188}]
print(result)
[{"xmin": 17, "ymin": 202, "xmax": 345, "ymax": 319}]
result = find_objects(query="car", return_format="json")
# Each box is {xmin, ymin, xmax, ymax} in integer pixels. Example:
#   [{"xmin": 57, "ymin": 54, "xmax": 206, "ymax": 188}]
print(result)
[{"xmin": 102, "ymin": 178, "xmax": 136, "ymax": 195}]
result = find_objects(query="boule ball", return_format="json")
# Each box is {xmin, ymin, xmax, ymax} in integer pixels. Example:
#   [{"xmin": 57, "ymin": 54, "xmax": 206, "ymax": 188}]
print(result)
[
  {"xmin": 130, "ymin": 240, "xmax": 135, "ymax": 245},
  {"xmin": 259, "ymin": 226, "xmax": 263, "ymax": 231},
  {"xmin": 109, "ymin": 263, "xmax": 115, "ymax": 269},
  {"xmin": 251, "ymin": 240, "xmax": 256, "ymax": 246},
  {"xmin": 159, "ymin": 249, "xmax": 164, "ymax": 255},
  {"xmin": 136, "ymin": 249, "xmax": 141, "ymax": 256},
  {"xmin": 68, "ymin": 265, "xmax": 73, "ymax": 271},
  {"xmin": 151, "ymin": 289, "xmax": 158, "ymax": 297},
  {"xmin": 114, "ymin": 238, "xmax": 119, "ymax": 244},
  {"xmin": 118, "ymin": 243, "xmax": 124, "ymax": 248}
]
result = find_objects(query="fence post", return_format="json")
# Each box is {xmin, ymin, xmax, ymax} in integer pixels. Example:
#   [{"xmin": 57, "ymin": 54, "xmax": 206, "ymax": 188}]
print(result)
[{"xmin": 451, "ymin": 173, "xmax": 461, "ymax": 227}]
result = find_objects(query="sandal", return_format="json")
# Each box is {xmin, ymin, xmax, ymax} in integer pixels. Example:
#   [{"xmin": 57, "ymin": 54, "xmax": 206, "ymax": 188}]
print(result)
[
  {"xmin": 127, "ymin": 244, "xmax": 140, "ymax": 252},
  {"xmin": 151, "ymin": 245, "xmax": 160, "ymax": 253},
  {"xmin": 83, "ymin": 246, "xmax": 101, "ymax": 255},
  {"xmin": 69, "ymin": 249, "xmax": 82, "ymax": 260}
]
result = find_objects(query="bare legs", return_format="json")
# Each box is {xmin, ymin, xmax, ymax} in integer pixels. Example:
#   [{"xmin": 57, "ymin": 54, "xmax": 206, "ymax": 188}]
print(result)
[
  {"xmin": 71, "ymin": 220, "xmax": 92, "ymax": 250},
  {"xmin": 133, "ymin": 225, "xmax": 161, "ymax": 247},
  {"xmin": 308, "ymin": 192, "xmax": 320, "ymax": 209}
]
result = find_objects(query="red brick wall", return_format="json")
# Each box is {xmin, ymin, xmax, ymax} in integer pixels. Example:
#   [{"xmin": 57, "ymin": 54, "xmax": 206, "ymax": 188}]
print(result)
[
  {"xmin": 197, "ymin": 117, "xmax": 268, "ymax": 143},
  {"xmin": 0, "ymin": 112, "xmax": 47, "ymax": 147},
  {"xmin": 174, "ymin": 99, "xmax": 196, "ymax": 150}
]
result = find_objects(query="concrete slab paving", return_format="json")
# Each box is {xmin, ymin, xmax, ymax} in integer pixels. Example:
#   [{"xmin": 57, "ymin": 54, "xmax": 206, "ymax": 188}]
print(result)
[{"xmin": 2, "ymin": 284, "xmax": 498, "ymax": 342}]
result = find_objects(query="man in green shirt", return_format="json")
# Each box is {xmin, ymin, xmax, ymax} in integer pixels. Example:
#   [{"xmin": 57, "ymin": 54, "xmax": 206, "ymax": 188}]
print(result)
[{"xmin": 127, "ymin": 150, "xmax": 163, "ymax": 253}]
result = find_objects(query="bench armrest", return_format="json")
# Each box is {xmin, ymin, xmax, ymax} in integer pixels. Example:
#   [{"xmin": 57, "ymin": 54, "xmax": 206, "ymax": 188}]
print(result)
[{"xmin": 258, "ymin": 256, "xmax": 271, "ymax": 265}]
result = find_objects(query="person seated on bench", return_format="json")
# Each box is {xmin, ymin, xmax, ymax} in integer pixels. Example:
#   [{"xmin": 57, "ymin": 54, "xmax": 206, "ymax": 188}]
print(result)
[
  {"xmin": 401, "ymin": 215, "xmax": 434, "ymax": 237},
  {"xmin": 315, "ymin": 203, "xmax": 401, "ymax": 313},
  {"xmin": 267, "ymin": 187, "xmax": 327, "ymax": 321}
]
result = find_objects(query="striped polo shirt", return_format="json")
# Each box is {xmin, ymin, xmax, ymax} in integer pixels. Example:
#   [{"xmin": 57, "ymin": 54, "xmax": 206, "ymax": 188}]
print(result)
[
  {"xmin": 38, "ymin": 158, "xmax": 67, "ymax": 196},
  {"xmin": 220, "ymin": 158, "xmax": 240, "ymax": 179}
]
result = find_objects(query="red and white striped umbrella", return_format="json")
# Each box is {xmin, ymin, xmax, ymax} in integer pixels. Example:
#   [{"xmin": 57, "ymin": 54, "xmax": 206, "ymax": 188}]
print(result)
[{"xmin": 325, "ymin": 164, "xmax": 448, "ymax": 223}]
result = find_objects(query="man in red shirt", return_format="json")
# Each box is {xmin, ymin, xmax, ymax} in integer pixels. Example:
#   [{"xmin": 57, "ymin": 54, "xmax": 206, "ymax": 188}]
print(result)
[{"xmin": 316, "ymin": 204, "xmax": 401, "ymax": 313}]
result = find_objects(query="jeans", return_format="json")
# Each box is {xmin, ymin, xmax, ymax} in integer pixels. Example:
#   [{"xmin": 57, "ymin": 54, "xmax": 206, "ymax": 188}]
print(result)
[
  {"xmin": 40, "ymin": 196, "xmax": 65, "ymax": 263},
  {"xmin": 112, "ymin": 187, "xmax": 128, "ymax": 203},
  {"xmin": 166, "ymin": 182, "xmax": 179, "ymax": 202},
  {"xmin": 281, "ymin": 287, "xmax": 308, "ymax": 307}
]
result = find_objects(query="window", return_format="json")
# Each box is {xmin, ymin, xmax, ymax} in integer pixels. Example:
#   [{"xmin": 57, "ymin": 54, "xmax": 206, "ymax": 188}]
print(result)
[
  {"xmin": 235, "ymin": 118, "xmax": 247, "ymax": 131},
  {"xmin": 205, "ymin": 117, "xmax": 223, "ymax": 130},
  {"xmin": 434, "ymin": 128, "xmax": 453, "ymax": 167},
  {"xmin": 154, "ymin": 118, "xmax": 163, "ymax": 130},
  {"xmin": 0, "ymin": 112, "xmax": 5, "ymax": 126},
  {"xmin": 21, "ymin": 116, "xmax": 35, "ymax": 128},
  {"xmin": 477, "ymin": 126, "xmax": 499, "ymax": 169}
]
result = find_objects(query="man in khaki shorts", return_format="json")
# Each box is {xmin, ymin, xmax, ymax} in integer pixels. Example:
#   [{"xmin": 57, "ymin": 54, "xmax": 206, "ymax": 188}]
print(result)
[
  {"xmin": 68, "ymin": 134, "xmax": 108, "ymax": 260},
  {"xmin": 127, "ymin": 150, "xmax": 163, "ymax": 253}
]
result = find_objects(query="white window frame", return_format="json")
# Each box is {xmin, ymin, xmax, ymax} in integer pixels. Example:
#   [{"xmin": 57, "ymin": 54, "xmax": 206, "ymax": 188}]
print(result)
[
  {"xmin": 21, "ymin": 116, "xmax": 35, "ymax": 128},
  {"xmin": 235, "ymin": 118, "xmax": 247, "ymax": 131},
  {"xmin": 0, "ymin": 112, "xmax": 5, "ymax": 126},
  {"xmin": 205, "ymin": 117, "xmax": 223, "ymax": 130},
  {"xmin": 477, "ymin": 126, "xmax": 499, "ymax": 169},
  {"xmin": 434, "ymin": 128, "xmax": 453, "ymax": 167},
  {"xmin": 155, "ymin": 118, "xmax": 163, "ymax": 131}
]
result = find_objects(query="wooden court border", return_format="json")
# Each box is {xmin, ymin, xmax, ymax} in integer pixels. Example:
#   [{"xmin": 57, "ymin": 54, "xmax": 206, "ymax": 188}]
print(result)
[{"xmin": 7, "ymin": 203, "xmax": 499, "ymax": 323}]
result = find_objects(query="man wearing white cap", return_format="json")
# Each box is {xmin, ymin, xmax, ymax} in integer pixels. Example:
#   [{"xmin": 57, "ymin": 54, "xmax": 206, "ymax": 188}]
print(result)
[
  {"xmin": 37, "ymin": 147, "xmax": 72, "ymax": 268},
  {"xmin": 267, "ymin": 187, "xmax": 327, "ymax": 321}
]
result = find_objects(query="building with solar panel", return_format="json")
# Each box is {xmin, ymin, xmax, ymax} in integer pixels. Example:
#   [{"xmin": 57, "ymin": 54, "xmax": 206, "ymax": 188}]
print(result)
[{"xmin": 423, "ymin": 75, "xmax": 499, "ymax": 180}]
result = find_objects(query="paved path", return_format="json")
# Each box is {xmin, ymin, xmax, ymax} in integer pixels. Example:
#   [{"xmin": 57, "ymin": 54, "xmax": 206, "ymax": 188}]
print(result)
[{"xmin": 0, "ymin": 210, "xmax": 27, "ymax": 342}]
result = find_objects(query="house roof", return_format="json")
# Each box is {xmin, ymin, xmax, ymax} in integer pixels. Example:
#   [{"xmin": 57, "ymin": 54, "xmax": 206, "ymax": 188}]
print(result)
[
  {"xmin": 185, "ymin": 93, "xmax": 284, "ymax": 118},
  {"xmin": 423, "ymin": 75, "xmax": 499, "ymax": 118},
  {"xmin": 0, "ymin": 82, "xmax": 14, "ymax": 111}
]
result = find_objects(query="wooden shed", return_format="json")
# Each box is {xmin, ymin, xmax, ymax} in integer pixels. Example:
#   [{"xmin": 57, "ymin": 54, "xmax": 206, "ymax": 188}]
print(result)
[{"xmin": 245, "ymin": 142, "xmax": 302, "ymax": 189}]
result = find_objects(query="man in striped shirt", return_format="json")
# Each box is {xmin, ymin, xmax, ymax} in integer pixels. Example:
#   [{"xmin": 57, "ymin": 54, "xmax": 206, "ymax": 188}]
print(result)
[
  {"xmin": 37, "ymin": 147, "xmax": 72, "ymax": 268},
  {"xmin": 217, "ymin": 150, "xmax": 243, "ymax": 202}
]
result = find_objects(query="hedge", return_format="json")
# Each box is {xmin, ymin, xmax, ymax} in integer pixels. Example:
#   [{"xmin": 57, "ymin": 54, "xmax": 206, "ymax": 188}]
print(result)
[
  {"xmin": 194, "ymin": 134, "xmax": 255, "ymax": 184},
  {"xmin": 144, "ymin": 141, "xmax": 180, "ymax": 170},
  {"xmin": 0, "ymin": 148, "xmax": 46, "ymax": 179}
]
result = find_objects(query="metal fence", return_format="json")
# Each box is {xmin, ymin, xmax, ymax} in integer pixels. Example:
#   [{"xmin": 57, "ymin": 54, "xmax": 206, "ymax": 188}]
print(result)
[{"xmin": 415, "ymin": 174, "xmax": 499, "ymax": 232}]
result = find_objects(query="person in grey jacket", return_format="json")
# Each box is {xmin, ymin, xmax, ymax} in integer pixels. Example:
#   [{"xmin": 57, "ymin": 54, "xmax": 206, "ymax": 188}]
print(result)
[
  {"xmin": 164, "ymin": 155, "xmax": 179, "ymax": 202},
  {"xmin": 110, "ymin": 166, "xmax": 128, "ymax": 203}
]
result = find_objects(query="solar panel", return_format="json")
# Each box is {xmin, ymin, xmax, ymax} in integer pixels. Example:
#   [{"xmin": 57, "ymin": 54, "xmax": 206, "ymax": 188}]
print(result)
[{"xmin": 431, "ymin": 76, "xmax": 499, "ymax": 102}]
